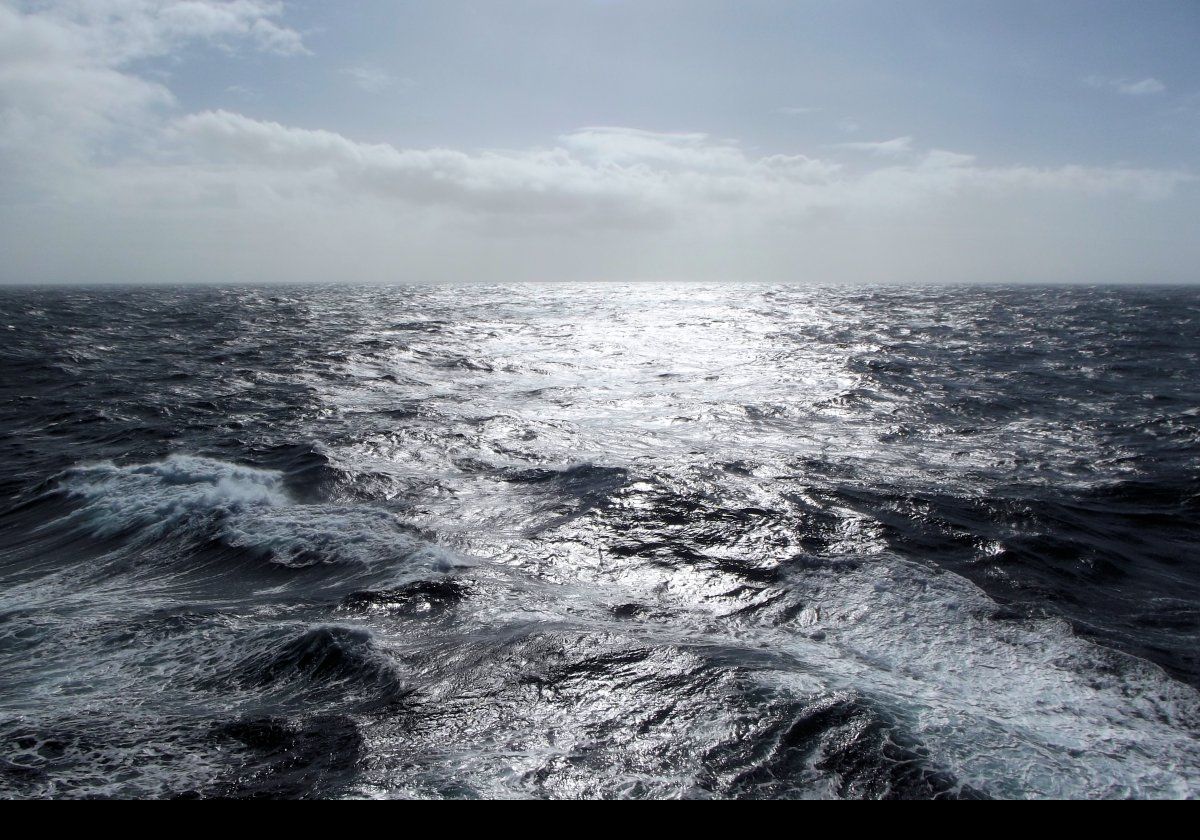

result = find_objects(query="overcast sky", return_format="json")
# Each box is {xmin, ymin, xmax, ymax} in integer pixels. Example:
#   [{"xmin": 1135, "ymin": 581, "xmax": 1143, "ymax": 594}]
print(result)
[{"xmin": 1, "ymin": 0, "xmax": 1197, "ymax": 284}]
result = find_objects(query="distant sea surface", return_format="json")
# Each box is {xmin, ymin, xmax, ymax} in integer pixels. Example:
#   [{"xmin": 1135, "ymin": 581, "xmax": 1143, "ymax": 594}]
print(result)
[{"xmin": 2, "ymin": 283, "xmax": 1199, "ymax": 799}]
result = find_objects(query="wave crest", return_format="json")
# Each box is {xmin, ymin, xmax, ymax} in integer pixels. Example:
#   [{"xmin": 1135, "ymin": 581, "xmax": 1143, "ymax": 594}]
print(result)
[{"xmin": 52, "ymin": 455, "xmax": 463, "ymax": 572}]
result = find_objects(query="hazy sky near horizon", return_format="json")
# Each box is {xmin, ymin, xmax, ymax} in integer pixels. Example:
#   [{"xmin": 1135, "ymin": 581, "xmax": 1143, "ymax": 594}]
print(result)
[{"xmin": 1, "ymin": 0, "xmax": 1198, "ymax": 285}]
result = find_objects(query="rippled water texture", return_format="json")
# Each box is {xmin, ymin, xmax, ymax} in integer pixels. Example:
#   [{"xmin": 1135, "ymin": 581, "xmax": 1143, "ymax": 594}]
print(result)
[{"xmin": 2, "ymin": 284, "xmax": 1199, "ymax": 799}]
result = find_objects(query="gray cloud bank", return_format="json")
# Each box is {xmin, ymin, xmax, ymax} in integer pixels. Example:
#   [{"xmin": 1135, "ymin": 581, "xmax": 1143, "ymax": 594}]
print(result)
[{"xmin": 2, "ymin": 1, "xmax": 1196, "ymax": 284}]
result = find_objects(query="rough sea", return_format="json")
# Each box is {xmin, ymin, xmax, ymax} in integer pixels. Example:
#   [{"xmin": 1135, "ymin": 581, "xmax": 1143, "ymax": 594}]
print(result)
[{"xmin": 2, "ymin": 283, "xmax": 1199, "ymax": 799}]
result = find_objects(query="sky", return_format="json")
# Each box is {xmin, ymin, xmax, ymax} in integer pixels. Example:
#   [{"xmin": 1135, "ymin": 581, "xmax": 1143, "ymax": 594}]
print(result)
[{"xmin": 1, "ymin": 0, "xmax": 1198, "ymax": 285}]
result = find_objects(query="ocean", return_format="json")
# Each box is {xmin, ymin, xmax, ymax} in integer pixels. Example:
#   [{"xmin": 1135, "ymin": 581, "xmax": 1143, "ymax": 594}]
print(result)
[{"xmin": 1, "ymin": 283, "xmax": 1198, "ymax": 798}]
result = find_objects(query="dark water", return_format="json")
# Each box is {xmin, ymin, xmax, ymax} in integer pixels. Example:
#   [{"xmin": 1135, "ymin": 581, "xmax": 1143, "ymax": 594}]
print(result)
[{"xmin": 2, "ymin": 283, "xmax": 1199, "ymax": 799}]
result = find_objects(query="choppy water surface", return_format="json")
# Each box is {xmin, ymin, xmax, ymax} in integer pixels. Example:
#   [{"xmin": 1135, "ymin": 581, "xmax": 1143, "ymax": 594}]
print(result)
[{"xmin": 2, "ymin": 283, "xmax": 1199, "ymax": 799}]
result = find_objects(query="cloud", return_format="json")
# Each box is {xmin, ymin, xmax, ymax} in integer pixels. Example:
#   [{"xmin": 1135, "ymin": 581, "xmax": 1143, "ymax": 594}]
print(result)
[
  {"xmin": 1086, "ymin": 75, "xmax": 1166, "ymax": 96},
  {"xmin": 1117, "ymin": 78, "xmax": 1166, "ymax": 95},
  {"xmin": 341, "ymin": 64, "xmax": 409, "ymax": 94},
  {"xmin": 834, "ymin": 136, "xmax": 914, "ymax": 157},
  {"xmin": 9, "ymin": 0, "xmax": 308, "ymax": 62},
  {"xmin": 0, "ymin": 1, "xmax": 306, "ymax": 148},
  {"xmin": 0, "ymin": 1, "xmax": 1195, "ymax": 284},
  {"xmin": 153, "ymin": 113, "xmax": 1194, "ymax": 224}
]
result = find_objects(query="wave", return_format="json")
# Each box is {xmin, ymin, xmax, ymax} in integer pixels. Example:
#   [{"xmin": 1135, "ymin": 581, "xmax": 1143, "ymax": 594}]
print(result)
[
  {"xmin": 6, "ymin": 284, "xmax": 1200, "ymax": 798},
  {"xmin": 491, "ymin": 469, "xmax": 1200, "ymax": 798},
  {"xmin": 49, "ymin": 455, "xmax": 465, "ymax": 573},
  {"xmin": 57, "ymin": 456, "xmax": 289, "ymax": 538},
  {"xmin": 215, "ymin": 625, "xmax": 413, "ymax": 711}
]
